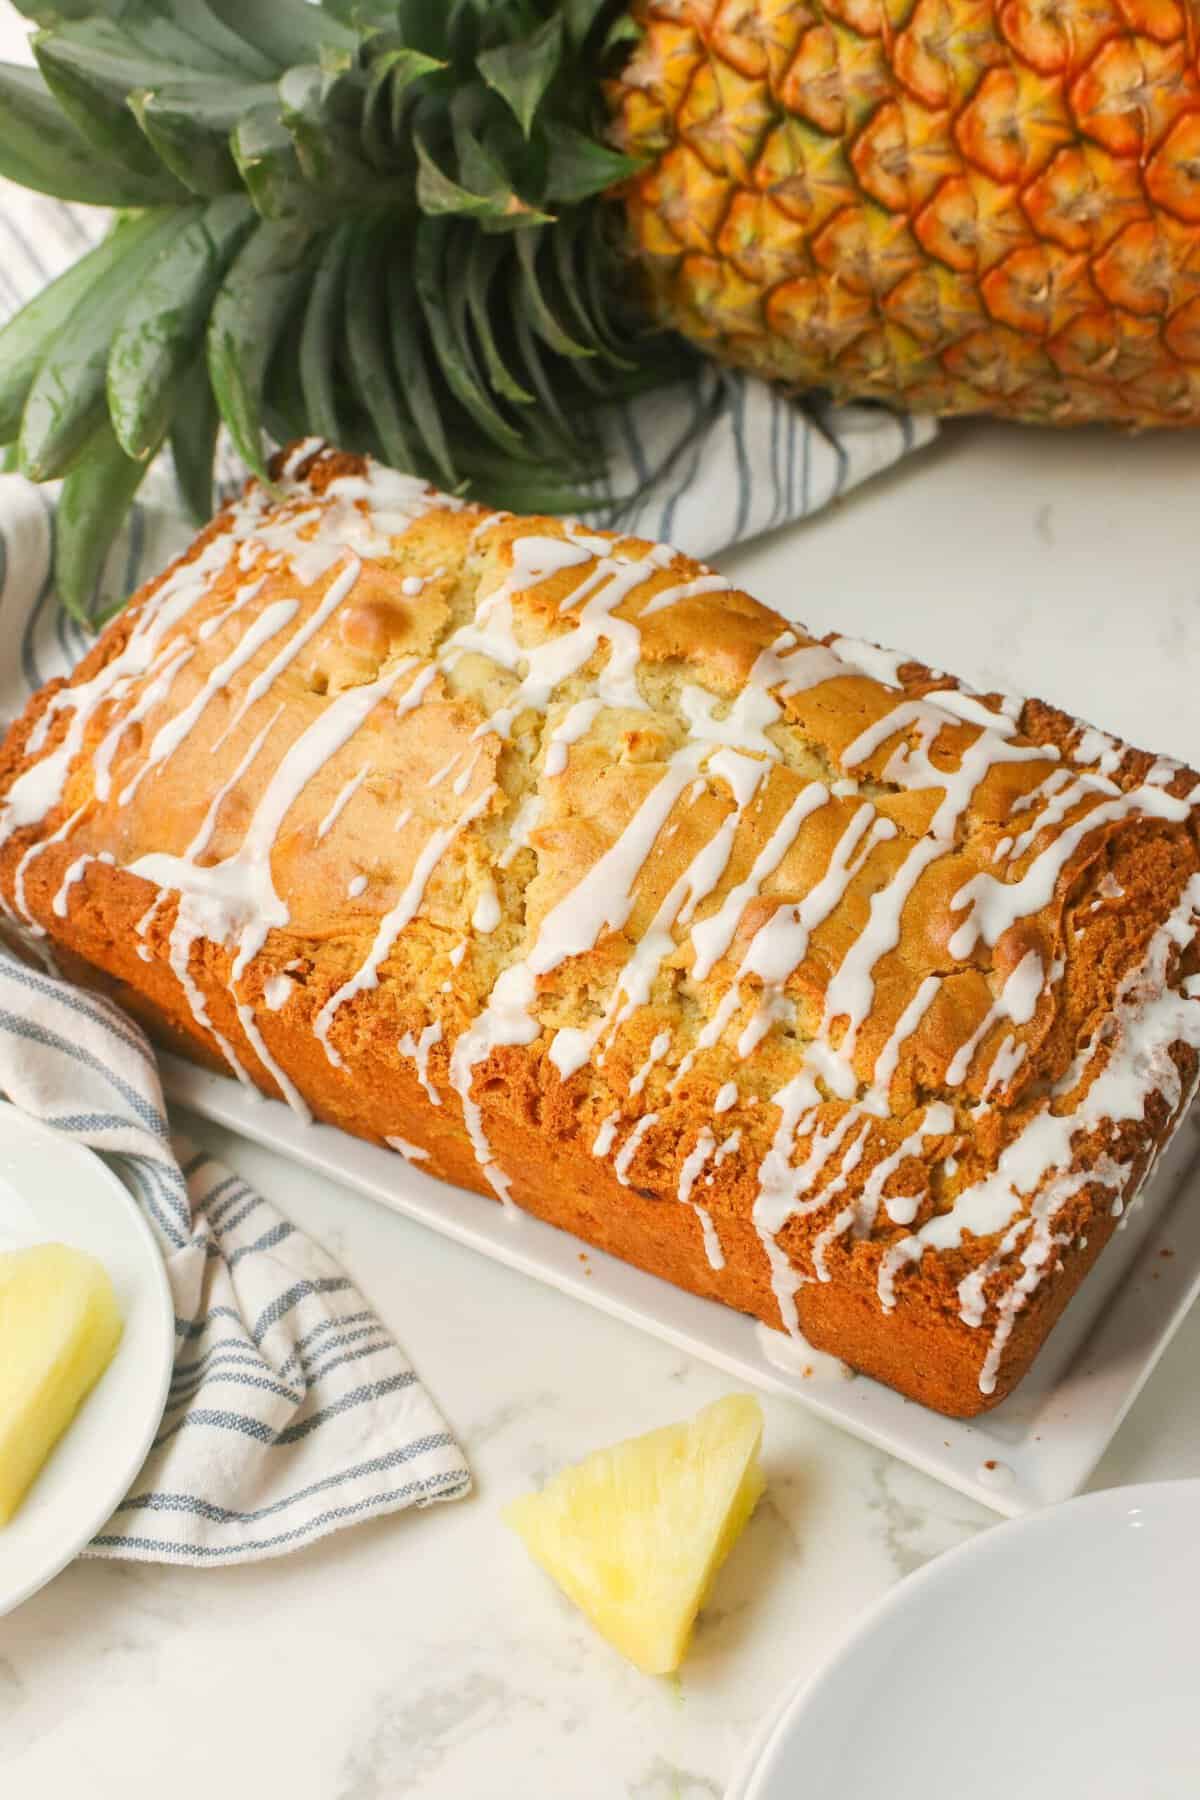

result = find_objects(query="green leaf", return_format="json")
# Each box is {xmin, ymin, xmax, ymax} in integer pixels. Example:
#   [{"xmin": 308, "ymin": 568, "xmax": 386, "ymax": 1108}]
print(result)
[
  {"xmin": 299, "ymin": 222, "xmax": 355, "ymax": 445},
  {"xmin": 154, "ymin": 1, "xmax": 277, "ymax": 81},
  {"xmin": 415, "ymin": 134, "xmax": 506, "ymax": 224},
  {"xmin": 55, "ymin": 417, "xmax": 154, "ymax": 623},
  {"xmin": 0, "ymin": 220, "xmax": 149, "ymax": 442},
  {"xmin": 278, "ymin": 63, "xmax": 374, "ymax": 193},
  {"xmin": 415, "ymin": 133, "xmax": 548, "ymax": 230},
  {"xmin": 445, "ymin": 1, "xmax": 483, "ymax": 65},
  {"xmin": 359, "ymin": 43, "xmax": 442, "ymax": 166},
  {"xmin": 19, "ymin": 207, "xmax": 190, "ymax": 482},
  {"xmin": 207, "ymin": 217, "xmax": 313, "ymax": 480},
  {"xmin": 602, "ymin": 11, "xmax": 643, "ymax": 54},
  {"xmin": 463, "ymin": 233, "xmax": 534, "ymax": 405},
  {"xmin": 396, "ymin": 0, "xmax": 450, "ymax": 57},
  {"xmin": 511, "ymin": 302, "xmax": 579, "ymax": 446},
  {"xmin": 204, "ymin": 0, "xmax": 358, "ymax": 70},
  {"xmin": 516, "ymin": 229, "xmax": 593, "ymax": 360},
  {"xmin": 551, "ymin": 209, "xmax": 638, "ymax": 370},
  {"xmin": 389, "ymin": 45, "xmax": 444, "ymax": 143},
  {"xmin": 68, "ymin": 1, "xmax": 253, "ymax": 77},
  {"xmin": 385, "ymin": 246, "xmax": 457, "ymax": 487},
  {"xmin": 108, "ymin": 193, "xmax": 255, "ymax": 460},
  {"xmin": 132, "ymin": 79, "xmax": 274, "ymax": 197},
  {"xmin": 543, "ymin": 120, "xmax": 643, "ymax": 205},
  {"xmin": 32, "ymin": 22, "xmax": 195, "ymax": 184},
  {"xmin": 414, "ymin": 218, "xmax": 527, "ymax": 459},
  {"xmin": 168, "ymin": 354, "xmax": 221, "ymax": 524},
  {"xmin": 344, "ymin": 230, "xmax": 416, "ymax": 474},
  {"xmin": 322, "ymin": 0, "xmax": 399, "ymax": 29},
  {"xmin": 562, "ymin": 0, "xmax": 612, "ymax": 48},
  {"xmin": 264, "ymin": 324, "xmax": 308, "ymax": 445},
  {"xmin": 232, "ymin": 102, "xmax": 318, "ymax": 225},
  {"xmin": 0, "ymin": 63, "xmax": 179, "ymax": 205},
  {"xmin": 476, "ymin": 14, "xmax": 562, "ymax": 138}
]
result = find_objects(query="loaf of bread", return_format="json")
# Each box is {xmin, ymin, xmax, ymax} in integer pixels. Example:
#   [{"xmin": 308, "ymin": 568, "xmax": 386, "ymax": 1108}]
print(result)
[{"xmin": 2, "ymin": 443, "xmax": 1198, "ymax": 1417}]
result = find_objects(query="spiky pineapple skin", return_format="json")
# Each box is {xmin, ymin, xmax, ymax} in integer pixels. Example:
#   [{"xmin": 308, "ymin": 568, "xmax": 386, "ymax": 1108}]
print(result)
[{"xmin": 610, "ymin": 0, "xmax": 1200, "ymax": 425}]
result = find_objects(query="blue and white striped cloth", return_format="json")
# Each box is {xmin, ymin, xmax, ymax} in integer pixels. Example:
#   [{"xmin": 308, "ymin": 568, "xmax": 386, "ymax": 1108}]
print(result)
[
  {"xmin": 0, "ymin": 950, "xmax": 471, "ymax": 1562},
  {"xmin": 0, "ymin": 109, "xmax": 935, "ymax": 1562}
]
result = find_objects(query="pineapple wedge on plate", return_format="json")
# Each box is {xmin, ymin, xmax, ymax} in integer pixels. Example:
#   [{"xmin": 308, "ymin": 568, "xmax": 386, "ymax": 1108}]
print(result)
[
  {"xmin": 0, "ymin": 1242, "xmax": 123, "ymax": 1527},
  {"xmin": 505, "ymin": 1394, "xmax": 765, "ymax": 1675}
]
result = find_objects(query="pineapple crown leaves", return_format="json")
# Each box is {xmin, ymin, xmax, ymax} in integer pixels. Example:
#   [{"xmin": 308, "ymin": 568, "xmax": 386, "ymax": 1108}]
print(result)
[{"xmin": 0, "ymin": 0, "xmax": 691, "ymax": 621}]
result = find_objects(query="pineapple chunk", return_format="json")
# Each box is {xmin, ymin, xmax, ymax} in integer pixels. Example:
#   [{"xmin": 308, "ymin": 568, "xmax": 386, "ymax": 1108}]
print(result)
[
  {"xmin": 504, "ymin": 1394, "xmax": 765, "ymax": 1674},
  {"xmin": 0, "ymin": 1243, "xmax": 123, "ymax": 1526}
]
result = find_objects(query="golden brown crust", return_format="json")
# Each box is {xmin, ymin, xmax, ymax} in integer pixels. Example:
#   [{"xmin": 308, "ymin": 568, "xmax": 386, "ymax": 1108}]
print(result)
[{"xmin": 2, "ymin": 442, "xmax": 1198, "ymax": 1418}]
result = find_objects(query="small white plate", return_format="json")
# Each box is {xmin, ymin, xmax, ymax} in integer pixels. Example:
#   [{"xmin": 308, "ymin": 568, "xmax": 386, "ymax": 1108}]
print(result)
[
  {"xmin": 728, "ymin": 1478, "xmax": 1200, "ymax": 1800},
  {"xmin": 161, "ymin": 1056, "xmax": 1200, "ymax": 1517},
  {"xmin": 0, "ymin": 1102, "xmax": 174, "ymax": 1616}
]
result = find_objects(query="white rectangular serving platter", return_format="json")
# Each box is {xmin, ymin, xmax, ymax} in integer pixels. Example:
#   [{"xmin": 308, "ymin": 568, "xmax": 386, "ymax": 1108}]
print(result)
[{"xmin": 161, "ymin": 1052, "xmax": 1200, "ymax": 1517}]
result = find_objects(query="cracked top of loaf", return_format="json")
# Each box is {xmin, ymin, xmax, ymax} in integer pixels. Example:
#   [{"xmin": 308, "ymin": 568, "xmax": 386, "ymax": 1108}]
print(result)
[{"xmin": 2, "ymin": 441, "xmax": 1199, "ymax": 1402}]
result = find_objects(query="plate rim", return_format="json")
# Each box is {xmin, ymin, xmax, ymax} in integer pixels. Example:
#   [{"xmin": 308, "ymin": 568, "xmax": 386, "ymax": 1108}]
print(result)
[
  {"xmin": 0, "ymin": 1100, "xmax": 175, "ymax": 1617},
  {"xmin": 727, "ymin": 1475, "xmax": 1200, "ymax": 1800}
]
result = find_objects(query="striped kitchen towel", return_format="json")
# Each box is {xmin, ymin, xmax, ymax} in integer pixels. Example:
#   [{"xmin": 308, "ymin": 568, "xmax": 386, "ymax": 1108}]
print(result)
[{"xmin": 0, "ymin": 940, "xmax": 471, "ymax": 1564}]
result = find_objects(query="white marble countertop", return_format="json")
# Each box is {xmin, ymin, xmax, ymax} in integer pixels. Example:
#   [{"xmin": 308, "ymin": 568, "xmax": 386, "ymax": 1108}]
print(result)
[{"xmin": 5, "ymin": 419, "xmax": 1200, "ymax": 1799}]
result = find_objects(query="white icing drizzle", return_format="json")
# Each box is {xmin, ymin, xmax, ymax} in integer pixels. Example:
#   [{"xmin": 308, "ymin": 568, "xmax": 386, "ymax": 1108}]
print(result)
[
  {"xmin": 187, "ymin": 709, "xmax": 282, "ymax": 864},
  {"xmin": 120, "ymin": 597, "xmax": 300, "ymax": 803},
  {"xmin": 471, "ymin": 879, "xmax": 501, "ymax": 934},
  {"xmin": 51, "ymin": 849, "xmax": 114, "ymax": 918},
  {"xmin": 945, "ymin": 950, "xmax": 1044, "ymax": 1087},
  {"xmin": 214, "ymin": 555, "xmax": 364, "ymax": 750},
  {"xmin": 386, "ymin": 1134, "xmax": 428, "ymax": 1163},
  {"xmin": 92, "ymin": 641, "xmax": 195, "ymax": 802},
  {"xmin": 263, "ymin": 974, "xmax": 293, "ymax": 1011},
  {"xmin": 629, "ymin": 1030, "xmax": 672, "ymax": 1097},
  {"xmin": 949, "ymin": 784, "xmax": 1188, "ymax": 959},
  {"xmin": 129, "ymin": 659, "xmax": 414, "ymax": 1089},
  {"xmin": 398, "ymin": 1020, "xmax": 442, "ymax": 1106},
  {"xmin": 592, "ymin": 1113, "xmax": 619, "ymax": 1157},
  {"xmin": 868, "ymin": 975, "xmax": 941, "ymax": 1111},
  {"xmin": 347, "ymin": 874, "xmax": 367, "ymax": 899},
  {"xmin": 135, "ymin": 891, "xmax": 167, "ymax": 962},
  {"xmin": 496, "ymin": 793, "xmax": 542, "ymax": 868},
  {"xmin": 315, "ymin": 783, "xmax": 495, "ymax": 1068},
  {"xmin": 316, "ymin": 764, "xmax": 370, "ymax": 841},
  {"xmin": 690, "ymin": 783, "xmax": 830, "ymax": 981},
  {"xmin": 543, "ymin": 698, "xmax": 603, "ymax": 777},
  {"xmin": 714, "ymin": 1081, "xmax": 738, "ymax": 1114},
  {"xmin": 638, "ymin": 571, "xmax": 731, "ymax": 617},
  {"xmin": 614, "ymin": 1112, "xmax": 658, "ymax": 1187},
  {"xmin": 12, "ymin": 803, "xmax": 86, "ymax": 931},
  {"xmin": 880, "ymin": 875, "xmax": 1200, "ymax": 1390},
  {"xmin": 196, "ymin": 575, "xmax": 267, "ymax": 643}
]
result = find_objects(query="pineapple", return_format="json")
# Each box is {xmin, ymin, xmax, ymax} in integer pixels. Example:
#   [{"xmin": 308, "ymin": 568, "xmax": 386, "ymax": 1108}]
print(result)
[
  {"xmin": 613, "ymin": 0, "xmax": 1200, "ymax": 426},
  {"xmin": 504, "ymin": 1393, "xmax": 765, "ymax": 1674},
  {"xmin": 0, "ymin": 1242, "xmax": 123, "ymax": 1525},
  {"xmin": 0, "ymin": 0, "xmax": 1197, "ymax": 617}
]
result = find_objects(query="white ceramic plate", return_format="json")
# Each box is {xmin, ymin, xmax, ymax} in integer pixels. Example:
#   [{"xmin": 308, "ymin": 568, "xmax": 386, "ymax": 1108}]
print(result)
[
  {"xmin": 162, "ymin": 1055, "xmax": 1200, "ymax": 1516},
  {"xmin": 728, "ymin": 1478, "xmax": 1200, "ymax": 1800},
  {"xmin": 0, "ymin": 1102, "xmax": 174, "ymax": 1616}
]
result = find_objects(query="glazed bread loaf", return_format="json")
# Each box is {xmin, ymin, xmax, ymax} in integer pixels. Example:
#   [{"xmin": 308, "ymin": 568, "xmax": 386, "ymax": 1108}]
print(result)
[{"xmin": 2, "ymin": 444, "xmax": 1199, "ymax": 1417}]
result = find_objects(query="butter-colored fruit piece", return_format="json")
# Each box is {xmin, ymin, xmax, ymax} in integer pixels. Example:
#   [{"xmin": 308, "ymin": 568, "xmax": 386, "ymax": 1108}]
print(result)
[
  {"xmin": 0, "ymin": 1243, "xmax": 123, "ymax": 1526},
  {"xmin": 504, "ymin": 1394, "xmax": 765, "ymax": 1675}
]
